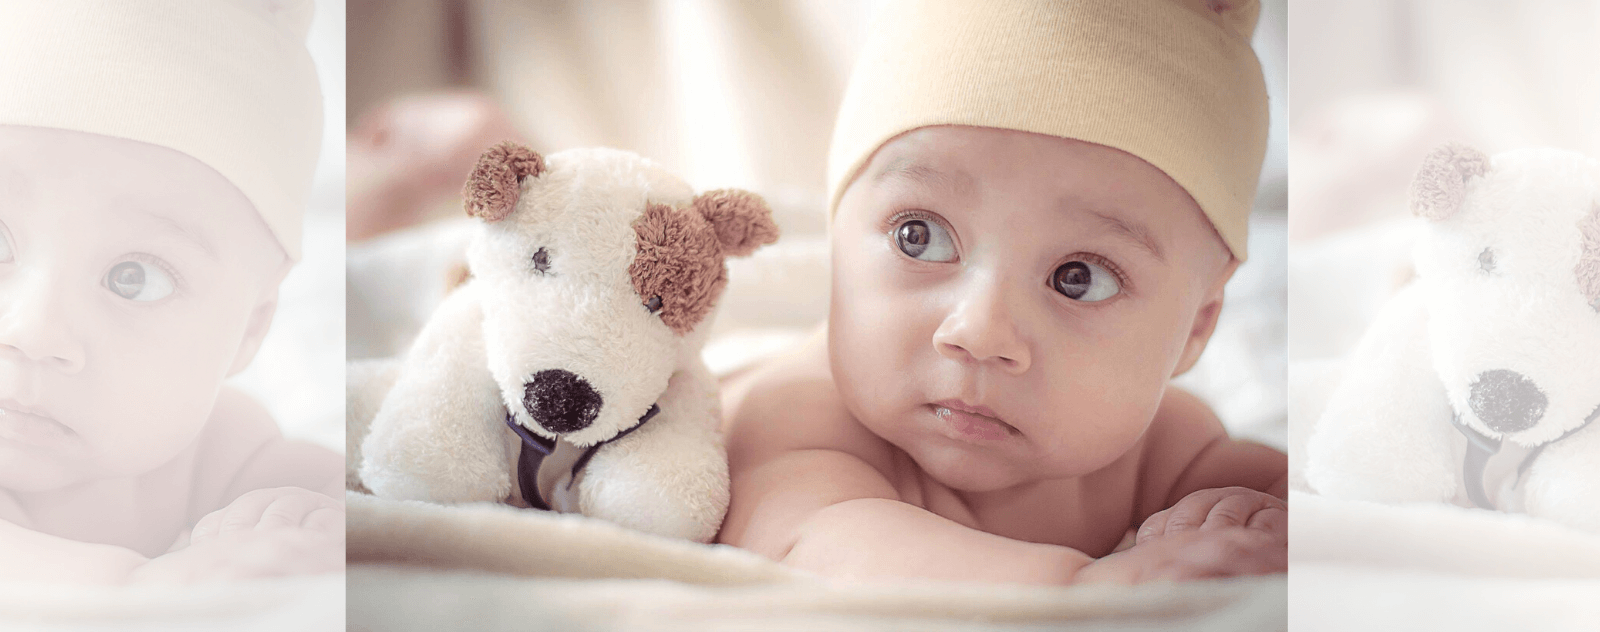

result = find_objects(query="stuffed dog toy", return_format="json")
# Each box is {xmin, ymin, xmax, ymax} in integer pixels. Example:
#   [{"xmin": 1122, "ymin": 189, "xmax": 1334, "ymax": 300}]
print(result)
[
  {"xmin": 1306, "ymin": 143, "xmax": 1600, "ymax": 532},
  {"xmin": 347, "ymin": 142, "xmax": 779, "ymax": 542}
]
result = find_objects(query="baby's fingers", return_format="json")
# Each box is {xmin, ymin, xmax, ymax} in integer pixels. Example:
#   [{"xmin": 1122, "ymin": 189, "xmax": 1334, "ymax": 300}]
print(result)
[
  {"xmin": 1198, "ymin": 492, "xmax": 1271, "ymax": 531},
  {"xmin": 1139, "ymin": 491, "xmax": 1221, "ymax": 542},
  {"xmin": 256, "ymin": 492, "xmax": 337, "ymax": 531},
  {"xmin": 1136, "ymin": 509, "xmax": 1172, "ymax": 545}
]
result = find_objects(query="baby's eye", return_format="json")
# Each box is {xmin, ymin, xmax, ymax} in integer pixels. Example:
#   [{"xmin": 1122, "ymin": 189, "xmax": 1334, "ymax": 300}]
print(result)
[
  {"xmin": 1051, "ymin": 259, "xmax": 1120, "ymax": 302},
  {"xmin": 892, "ymin": 218, "xmax": 957, "ymax": 262},
  {"xmin": 106, "ymin": 261, "xmax": 175, "ymax": 302}
]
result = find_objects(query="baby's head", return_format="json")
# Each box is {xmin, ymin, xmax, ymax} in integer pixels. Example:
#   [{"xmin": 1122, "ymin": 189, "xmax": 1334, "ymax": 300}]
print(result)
[
  {"xmin": 0, "ymin": 0, "xmax": 321, "ymax": 492},
  {"xmin": 825, "ymin": 0, "xmax": 1269, "ymax": 491}
]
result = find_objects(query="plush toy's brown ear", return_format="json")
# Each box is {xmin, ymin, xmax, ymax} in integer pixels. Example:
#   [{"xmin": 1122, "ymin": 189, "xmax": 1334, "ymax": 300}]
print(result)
[
  {"xmin": 1579, "ymin": 202, "xmax": 1600, "ymax": 312},
  {"xmin": 691, "ymin": 189, "xmax": 780, "ymax": 256},
  {"xmin": 463, "ymin": 141, "xmax": 546, "ymax": 222},
  {"xmin": 1409, "ymin": 142, "xmax": 1490, "ymax": 220}
]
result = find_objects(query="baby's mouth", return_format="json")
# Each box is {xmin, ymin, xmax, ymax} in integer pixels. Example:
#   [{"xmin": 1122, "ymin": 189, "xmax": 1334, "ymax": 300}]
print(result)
[
  {"xmin": 930, "ymin": 401, "xmax": 1021, "ymax": 441},
  {"xmin": 0, "ymin": 401, "xmax": 76, "ymax": 446}
]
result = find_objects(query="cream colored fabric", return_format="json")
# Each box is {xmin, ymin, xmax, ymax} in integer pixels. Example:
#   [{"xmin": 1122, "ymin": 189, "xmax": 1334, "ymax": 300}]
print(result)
[
  {"xmin": 827, "ymin": 0, "xmax": 1269, "ymax": 259},
  {"xmin": 347, "ymin": 492, "xmax": 1287, "ymax": 631},
  {"xmin": 0, "ymin": 0, "xmax": 323, "ymax": 260}
]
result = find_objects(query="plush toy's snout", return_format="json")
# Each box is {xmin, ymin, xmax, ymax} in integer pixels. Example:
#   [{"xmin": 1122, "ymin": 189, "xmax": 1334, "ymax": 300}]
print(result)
[
  {"xmin": 1469, "ymin": 369, "xmax": 1549, "ymax": 433},
  {"xmin": 523, "ymin": 369, "xmax": 603, "ymax": 433}
]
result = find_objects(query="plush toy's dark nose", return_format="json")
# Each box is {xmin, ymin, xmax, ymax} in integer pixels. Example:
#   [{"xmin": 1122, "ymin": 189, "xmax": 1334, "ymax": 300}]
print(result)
[
  {"xmin": 523, "ymin": 369, "xmax": 602, "ymax": 433},
  {"xmin": 1469, "ymin": 369, "xmax": 1547, "ymax": 433}
]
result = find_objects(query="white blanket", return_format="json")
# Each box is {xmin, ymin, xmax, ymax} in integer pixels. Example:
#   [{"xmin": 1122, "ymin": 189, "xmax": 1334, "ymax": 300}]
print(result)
[{"xmin": 347, "ymin": 493, "xmax": 1285, "ymax": 632}]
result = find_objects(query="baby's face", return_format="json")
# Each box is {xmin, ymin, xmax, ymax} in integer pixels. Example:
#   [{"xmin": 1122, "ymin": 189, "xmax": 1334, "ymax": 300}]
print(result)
[
  {"xmin": 0, "ymin": 126, "xmax": 285, "ymax": 493},
  {"xmin": 829, "ymin": 126, "xmax": 1234, "ymax": 492}
]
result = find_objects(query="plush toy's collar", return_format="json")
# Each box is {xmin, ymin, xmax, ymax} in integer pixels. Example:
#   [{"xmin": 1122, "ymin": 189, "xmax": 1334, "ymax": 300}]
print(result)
[
  {"xmin": 506, "ymin": 404, "xmax": 661, "ymax": 510},
  {"xmin": 1451, "ymin": 404, "xmax": 1600, "ymax": 510}
]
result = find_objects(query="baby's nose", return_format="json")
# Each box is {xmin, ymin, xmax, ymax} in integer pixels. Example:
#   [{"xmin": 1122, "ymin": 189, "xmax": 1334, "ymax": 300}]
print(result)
[
  {"xmin": 0, "ymin": 273, "xmax": 85, "ymax": 373},
  {"xmin": 1468, "ymin": 369, "xmax": 1547, "ymax": 433},
  {"xmin": 522, "ymin": 369, "xmax": 602, "ymax": 434},
  {"xmin": 931, "ymin": 282, "xmax": 1031, "ymax": 374}
]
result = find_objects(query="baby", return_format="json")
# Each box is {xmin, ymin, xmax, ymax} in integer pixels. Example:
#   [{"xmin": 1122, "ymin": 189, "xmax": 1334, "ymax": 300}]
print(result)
[
  {"xmin": 719, "ymin": 0, "xmax": 1287, "ymax": 584},
  {"xmin": 0, "ymin": 0, "xmax": 342, "ymax": 584}
]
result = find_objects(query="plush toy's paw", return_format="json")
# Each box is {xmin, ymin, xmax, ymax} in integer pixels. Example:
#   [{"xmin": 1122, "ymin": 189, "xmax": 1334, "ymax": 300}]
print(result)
[
  {"xmin": 360, "ymin": 454, "xmax": 512, "ymax": 504},
  {"xmin": 1521, "ymin": 427, "xmax": 1600, "ymax": 532},
  {"xmin": 346, "ymin": 358, "xmax": 403, "ymax": 493},
  {"xmin": 1305, "ymin": 407, "xmax": 1460, "ymax": 503},
  {"xmin": 577, "ymin": 408, "xmax": 730, "ymax": 542}
]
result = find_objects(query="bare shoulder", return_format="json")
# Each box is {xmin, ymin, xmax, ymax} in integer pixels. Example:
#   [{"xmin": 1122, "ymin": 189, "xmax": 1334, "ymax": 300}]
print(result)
[
  {"xmin": 717, "ymin": 330, "xmax": 904, "ymax": 554},
  {"xmin": 1134, "ymin": 386, "xmax": 1287, "ymax": 518},
  {"xmin": 721, "ymin": 331, "xmax": 896, "ymax": 475},
  {"xmin": 190, "ymin": 387, "xmax": 342, "ymax": 520},
  {"xmin": 1132, "ymin": 386, "xmax": 1229, "ymax": 519}
]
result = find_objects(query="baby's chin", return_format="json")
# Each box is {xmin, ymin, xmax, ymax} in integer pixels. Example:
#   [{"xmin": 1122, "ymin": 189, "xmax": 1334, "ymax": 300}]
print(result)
[{"xmin": 892, "ymin": 435, "xmax": 1043, "ymax": 493}]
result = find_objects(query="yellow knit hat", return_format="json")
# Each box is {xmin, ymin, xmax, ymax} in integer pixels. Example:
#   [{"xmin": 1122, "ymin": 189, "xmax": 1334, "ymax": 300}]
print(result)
[
  {"xmin": 0, "ymin": 0, "xmax": 323, "ymax": 261},
  {"xmin": 827, "ymin": 0, "xmax": 1268, "ymax": 259}
]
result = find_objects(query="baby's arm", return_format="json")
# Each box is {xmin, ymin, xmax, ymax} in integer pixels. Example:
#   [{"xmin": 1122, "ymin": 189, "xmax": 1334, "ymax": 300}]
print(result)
[
  {"xmin": 720, "ymin": 374, "xmax": 1252, "ymax": 585},
  {"xmin": 204, "ymin": 388, "xmax": 343, "ymax": 501},
  {"xmin": 1133, "ymin": 387, "xmax": 1288, "ymax": 544},
  {"xmin": 138, "ymin": 388, "xmax": 344, "ymax": 581},
  {"xmin": 0, "ymin": 518, "xmax": 146, "ymax": 584},
  {"xmin": 726, "ymin": 447, "xmax": 1092, "ymax": 584}
]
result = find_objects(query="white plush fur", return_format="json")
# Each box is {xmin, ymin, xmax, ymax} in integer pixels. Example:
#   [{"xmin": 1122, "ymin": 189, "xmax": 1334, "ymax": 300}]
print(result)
[
  {"xmin": 349, "ymin": 148, "xmax": 735, "ymax": 543},
  {"xmin": 1306, "ymin": 147, "xmax": 1600, "ymax": 531}
]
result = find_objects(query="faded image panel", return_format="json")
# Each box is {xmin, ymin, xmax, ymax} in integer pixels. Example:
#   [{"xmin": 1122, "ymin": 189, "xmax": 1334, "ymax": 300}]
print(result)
[
  {"xmin": 0, "ymin": 0, "xmax": 346, "ymax": 628},
  {"xmin": 1287, "ymin": 0, "xmax": 1600, "ymax": 628}
]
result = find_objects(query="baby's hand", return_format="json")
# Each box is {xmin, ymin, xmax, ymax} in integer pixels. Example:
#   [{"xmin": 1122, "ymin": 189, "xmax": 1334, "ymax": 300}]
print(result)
[
  {"xmin": 1136, "ymin": 486, "xmax": 1286, "ymax": 545},
  {"xmin": 186, "ymin": 487, "xmax": 345, "ymax": 548},
  {"xmin": 1078, "ymin": 527, "xmax": 1285, "ymax": 584}
]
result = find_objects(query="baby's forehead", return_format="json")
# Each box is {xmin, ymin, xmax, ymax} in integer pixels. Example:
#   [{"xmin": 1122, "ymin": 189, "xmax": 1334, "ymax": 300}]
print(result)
[
  {"xmin": 2, "ymin": 127, "xmax": 255, "ymax": 218},
  {"xmin": 1, "ymin": 127, "xmax": 282, "ymax": 268}
]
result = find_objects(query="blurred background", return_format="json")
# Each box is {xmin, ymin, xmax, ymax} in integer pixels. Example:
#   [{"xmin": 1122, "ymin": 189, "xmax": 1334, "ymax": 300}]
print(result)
[{"xmin": 1288, "ymin": 0, "xmax": 1600, "ymax": 243}]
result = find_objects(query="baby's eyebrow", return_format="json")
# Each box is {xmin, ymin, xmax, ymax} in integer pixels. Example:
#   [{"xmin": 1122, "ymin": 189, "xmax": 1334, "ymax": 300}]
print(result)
[
  {"xmin": 874, "ymin": 157, "xmax": 972, "ymax": 195},
  {"xmin": 135, "ymin": 210, "xmax": 218, "ymax": 261},
  {"xmin": 1085, "ymin": 209, "xmax": 1165, "ymax": 264}
]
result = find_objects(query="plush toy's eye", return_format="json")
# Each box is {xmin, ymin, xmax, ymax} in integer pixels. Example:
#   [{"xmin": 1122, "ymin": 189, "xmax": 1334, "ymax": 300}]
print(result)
[
  {"xmin": 1478, "ymin": 247, "xmax": 1496, "ymax": 273},
  {"xmin": 645, "ymin": 296, "xmax": 663, "ymax": 314},
  {"xmin": 532, "ymin": 247, "xmax": 551, "ymax": 274}
]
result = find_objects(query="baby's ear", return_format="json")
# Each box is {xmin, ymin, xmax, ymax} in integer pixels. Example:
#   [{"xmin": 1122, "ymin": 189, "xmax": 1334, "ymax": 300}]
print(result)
[
  {"xmin": 1410, "ymin": 142, "xmax": 1490, "ymax": 221},
  {"xmin": 463, "ymin": 141, "xmax": 546, "ymax": 222},
  {"xmin": 692, "ymin": 189, "xmax": 780, "ymax": 256}
]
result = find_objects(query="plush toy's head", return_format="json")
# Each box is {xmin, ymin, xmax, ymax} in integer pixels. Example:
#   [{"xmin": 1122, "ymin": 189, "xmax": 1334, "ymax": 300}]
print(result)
[
  {"xmin": 1409, "ymin": 143, "xmax": 1600, "ymax": 445},
  {"xmin": 461, "ymin": 142, "xmax": 778, "ymax": 447}
]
